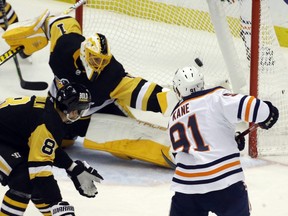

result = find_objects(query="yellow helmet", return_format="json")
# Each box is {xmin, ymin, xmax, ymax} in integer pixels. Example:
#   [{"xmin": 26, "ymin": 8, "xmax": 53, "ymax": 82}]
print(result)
[{"xmin": 80, "ymin": 33, "xmax": 112, "ymax": 81}]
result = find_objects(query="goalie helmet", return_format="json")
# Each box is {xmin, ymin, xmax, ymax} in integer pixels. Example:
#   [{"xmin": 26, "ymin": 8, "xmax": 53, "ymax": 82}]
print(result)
[
  {"xmin": 56, "ymin": 83, "xmax": 92, "ymax": 122},
  {"xmin": 172, "ymin": 66, "xmax": 204, "ymax": 98},
  {"xmin": 80, "ymin": 33, "xmax": 112, "ymax": 81}
]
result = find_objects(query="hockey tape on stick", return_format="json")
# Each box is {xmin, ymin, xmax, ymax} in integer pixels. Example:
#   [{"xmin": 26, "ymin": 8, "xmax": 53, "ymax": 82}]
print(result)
[{"xmin": 0, "ymin": 46, "xmax": 23, "ymax": 66}]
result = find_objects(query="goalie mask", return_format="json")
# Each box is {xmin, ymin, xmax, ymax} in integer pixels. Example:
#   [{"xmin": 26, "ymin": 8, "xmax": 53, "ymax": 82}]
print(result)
[
  {"xmin": 56, "ymin": 83, "xmax": 92, "ymax": 123},
  {"xmin": 80, "ymin": 33, "xmax": 112, "ymax": 81},
  {"xmin": 172, "ymin": 66, "xmax": 204, "ymax": 98}
]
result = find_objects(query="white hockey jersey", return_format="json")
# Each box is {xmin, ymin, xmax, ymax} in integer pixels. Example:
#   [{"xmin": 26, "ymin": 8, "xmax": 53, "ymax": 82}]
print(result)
[{"xmin": 168, "ymin": 87, "xmax": 270, "ymax": 194}]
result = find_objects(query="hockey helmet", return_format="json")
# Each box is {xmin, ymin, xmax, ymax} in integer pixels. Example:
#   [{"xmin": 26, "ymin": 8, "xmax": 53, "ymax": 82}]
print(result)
[
  {"xmin": 80, "ymin": 33, "xmax": 112, "ymax": 81},
  {"xmin": 56, "ymin": 83, "xmax": 91, "ymax": 122},
  {"xmin": 172, "ymin": 66, "xmax": 204, "ymax": 98}
]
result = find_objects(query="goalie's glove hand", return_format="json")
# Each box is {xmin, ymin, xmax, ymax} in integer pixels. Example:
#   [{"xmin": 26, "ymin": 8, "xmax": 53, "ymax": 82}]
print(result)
[
  {"xmin": 235, "ymin": 132, "xmax": 245, "ymax": 151},
  {"xmin": 259, "ymin": 101, "xmax": 279, "ymax": 130},
  {"xmin": 67, "ymin": 160, "xmax": 103, "ymax": 198},
  {"xmin": 50, "ymin": 201, "xmax": 75, "ymax": 216}
]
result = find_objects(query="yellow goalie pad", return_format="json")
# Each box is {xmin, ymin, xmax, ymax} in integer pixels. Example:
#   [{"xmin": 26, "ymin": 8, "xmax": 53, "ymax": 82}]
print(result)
[
  {"xmin": 84, "ymin": 138, "xmax": 172, "ymax": 168},
  {"xmin": 2, "ymin": 10, "xmax": 50, "ymax": 56},
  {"xmin": 83, "ymin": 112, "xmax": 173, "ymax": 168}
]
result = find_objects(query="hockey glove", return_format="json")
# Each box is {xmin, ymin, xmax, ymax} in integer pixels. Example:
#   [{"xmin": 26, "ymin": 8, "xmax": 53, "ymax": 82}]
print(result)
[
  {"xmin": 50, "ymin": 201, "xmax": 75, "ymax": 216},
  {"xmin": 2, "ymin": 10, "xmax": 50, "ymax": 56},
  {"xmin": 235, "ymin": 132, "xmax": 245, "ymax": 151},
  {"xmin": 258, "ymin": 101, "xmax": 279, "ymax": 130},
  {"xmin": 67, "ymin": 160, "xmax": 103, "ymax": 198}
]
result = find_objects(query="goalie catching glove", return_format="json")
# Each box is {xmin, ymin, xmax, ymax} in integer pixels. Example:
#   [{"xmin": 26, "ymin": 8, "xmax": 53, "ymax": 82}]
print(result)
[
  {"xmin": 2, "ymin": 9, "xmax": 50, "ymax": 56},
  {"xmin": 67, "ymin": 160, "xmax": 103, "ymax": 198},
  {"xmin": 50, "ymin": 201, "xmax": 75, "ymax": 216}
]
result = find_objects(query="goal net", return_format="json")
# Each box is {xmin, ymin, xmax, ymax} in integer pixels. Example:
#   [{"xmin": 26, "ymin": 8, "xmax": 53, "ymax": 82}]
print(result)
[{"xmin": 76, "ymin": 0, "xmax": 288, "ymax": 159}]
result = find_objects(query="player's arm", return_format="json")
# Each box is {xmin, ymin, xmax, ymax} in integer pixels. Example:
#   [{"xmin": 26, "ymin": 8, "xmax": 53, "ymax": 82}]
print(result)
[
  {"xmin": 54, "ymin": 147, "xmax": 104, "ymax": 198},
  {"xmin": 110, "ymin": 75, "xmax": 178, "ymax": 116},
  {"xmin": 220, "ymin": 89, "xmax": 279, "ymax": 128}
]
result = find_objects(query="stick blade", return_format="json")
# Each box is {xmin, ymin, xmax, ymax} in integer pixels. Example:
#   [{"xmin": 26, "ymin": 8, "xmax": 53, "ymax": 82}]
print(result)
[
  {"xmin": 20, "ymin": 81, "xmax": 48, "ymax": 91},
  {"xmin": 161, "ymin": 149, "xmax": 176, "ymax": 169}
]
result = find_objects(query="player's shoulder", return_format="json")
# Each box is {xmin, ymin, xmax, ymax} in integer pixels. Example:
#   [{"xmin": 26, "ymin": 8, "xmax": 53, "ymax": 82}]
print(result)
[
  {"xmin": 56, "ymin": 33, "xmax": 85, "ymax": 50},
  {"xmin": 182, "ymin": 86, "xmax": 226, "ymax": 101}
]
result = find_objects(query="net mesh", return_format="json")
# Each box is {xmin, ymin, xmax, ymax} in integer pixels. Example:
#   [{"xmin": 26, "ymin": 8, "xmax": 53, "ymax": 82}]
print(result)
[{"xmin": 80, "ymin": 0, "xmax": 288, "ymax": 157}]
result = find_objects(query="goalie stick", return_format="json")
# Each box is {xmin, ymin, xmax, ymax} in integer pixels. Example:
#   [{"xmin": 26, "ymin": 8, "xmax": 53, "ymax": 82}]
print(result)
[
  {"xmin": 0, "ymin": 46, "xmax": 23, "ymax": 66},
  {"xmin": 162, "ymin": 123, "xmax": 260, "ymax": 169},
  {"xmin": 63, "ymin": 0, "xmax": 86, "ymax": 15},
  {"xmin": 0, "ymin": 0, "xmax": 87, "ymax": 90}
]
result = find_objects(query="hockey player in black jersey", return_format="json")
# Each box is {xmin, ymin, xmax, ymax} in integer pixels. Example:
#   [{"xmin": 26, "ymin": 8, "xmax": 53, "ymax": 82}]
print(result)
[
  {"xmin": 2, "ymin": 9, "xmax": 177, "ymax": 167},
  {"xmin": 45, "ymin": 14, "xmax": 176, "ymax": 144},
  {"xmin": 0, "ymin": 83, "xmax": 103, "ymax": 215}
]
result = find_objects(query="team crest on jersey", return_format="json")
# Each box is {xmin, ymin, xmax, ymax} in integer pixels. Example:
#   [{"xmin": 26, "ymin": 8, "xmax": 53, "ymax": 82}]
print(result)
[
  {"xmin": 75, "ymin": 69, "xmax": 82, "ymax": 75},
  {"xmin": 55, "ymin": 76, "xmax": 70, "ymax": 89}
]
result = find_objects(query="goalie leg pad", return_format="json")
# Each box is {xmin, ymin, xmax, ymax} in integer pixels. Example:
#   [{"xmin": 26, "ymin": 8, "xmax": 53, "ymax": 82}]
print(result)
[{"xmin": 84, "ymin": 138, "xmax": 172, "ymax": 168}]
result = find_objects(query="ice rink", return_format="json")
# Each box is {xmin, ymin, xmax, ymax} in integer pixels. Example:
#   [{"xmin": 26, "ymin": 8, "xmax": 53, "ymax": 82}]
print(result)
[{"xmin": 1, "ymin": 0, "xmax": 288, "ymax": 215}]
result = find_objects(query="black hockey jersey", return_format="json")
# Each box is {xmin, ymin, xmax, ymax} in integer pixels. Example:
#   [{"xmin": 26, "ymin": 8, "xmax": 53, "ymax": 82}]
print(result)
[
  {"xmin": 0, "ymin": 96, "xmax": 72, "ymax": 202},
  {"xmin": 48, "ymin": 16, "xmax": 166, "ymax": 116}
]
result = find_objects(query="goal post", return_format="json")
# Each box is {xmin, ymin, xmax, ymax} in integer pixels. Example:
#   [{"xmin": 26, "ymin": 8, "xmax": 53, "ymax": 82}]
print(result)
[
  {"xmin": 75, "ymin": 0, "xmax": 288, "ymax": 159},
  {"xmin": 249, "ymin": 0, "xmax": 260, "ymax": 158}
]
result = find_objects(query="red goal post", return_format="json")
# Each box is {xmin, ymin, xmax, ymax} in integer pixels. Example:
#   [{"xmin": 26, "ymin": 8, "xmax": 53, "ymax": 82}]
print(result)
[{"xmin": 75, "ymin": 0, "xmax": 288, "ymax": 159}]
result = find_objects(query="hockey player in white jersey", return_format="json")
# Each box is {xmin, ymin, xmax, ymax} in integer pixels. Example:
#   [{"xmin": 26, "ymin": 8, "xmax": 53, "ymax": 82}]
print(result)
[{"xmin": 168, "ymin": 66, "xmax": 279, "ymax": 216}]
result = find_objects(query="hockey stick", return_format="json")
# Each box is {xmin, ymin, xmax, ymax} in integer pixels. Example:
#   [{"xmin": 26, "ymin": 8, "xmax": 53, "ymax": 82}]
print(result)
[
  {"xmin": 235, "ymin": 123, "xmax": 259, "ymax": 139},
  {"xmin": 0, "ymin": 0, "xmax": 87, "ymax": 90},
  {"xmin": 161, "ymin": 149, "xmax": 176, "ymax": 169},
  {"xmin": 0, "ymin": 46, "xmax": 23, "ymax": 66},
  {"xmin": 162, "ymin": 124, "xmax": 260, "ymax": 169},
  {"xmin": 0, "ymin": 0, "xmax": 48, "ymax": 90},
  {"xmin": 63, "ymin": 0, "xmax": 86, "ymax": 15}
]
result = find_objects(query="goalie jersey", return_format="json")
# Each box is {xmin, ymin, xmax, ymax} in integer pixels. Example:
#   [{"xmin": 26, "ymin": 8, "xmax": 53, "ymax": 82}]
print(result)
[
  {"xmin": 168, "ymin": 87, "xmax": 271, "ymax": 194},
  {"xmin": 0, "ymin": 96, "xmax": 72, "ymax": 201},
  {"xmin": 48, "ymin": 16, "xmax": 166, "ymax": 116}
]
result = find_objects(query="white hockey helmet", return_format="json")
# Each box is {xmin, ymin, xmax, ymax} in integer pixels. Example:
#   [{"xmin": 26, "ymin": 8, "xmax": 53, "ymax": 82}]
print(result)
[
  {"xmin": 172, "ymin": 66, "xmax": 204, "ymax": 98},
  {"xmin": 80, "ymin": 33, "xmax": 112, "ymax": 81}
]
